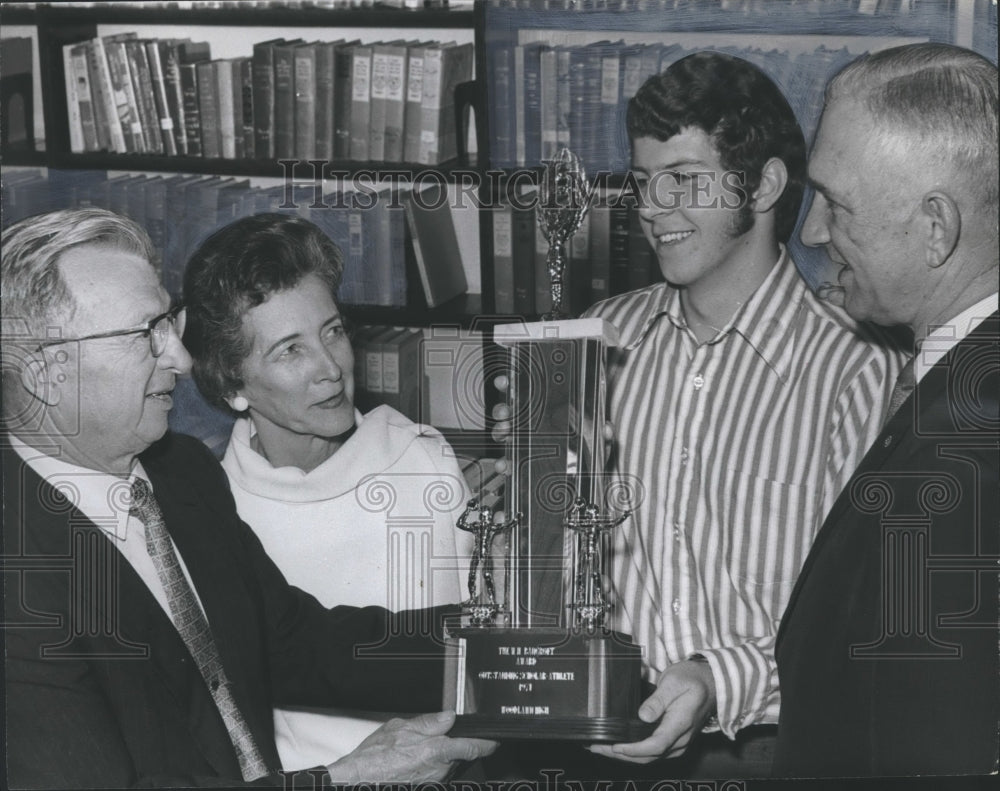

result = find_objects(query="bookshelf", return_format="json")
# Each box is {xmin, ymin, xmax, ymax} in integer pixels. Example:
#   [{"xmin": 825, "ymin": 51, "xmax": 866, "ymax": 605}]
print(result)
[{"xmin": 478, "ymin": 0, "xmax": 998, "ymax": 306}]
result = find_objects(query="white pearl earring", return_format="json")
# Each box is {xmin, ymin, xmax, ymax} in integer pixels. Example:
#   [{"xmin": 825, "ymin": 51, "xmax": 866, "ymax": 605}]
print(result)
[{"xmin": 230, "ymin": 395, "xmax": 249, "ymax": 412}]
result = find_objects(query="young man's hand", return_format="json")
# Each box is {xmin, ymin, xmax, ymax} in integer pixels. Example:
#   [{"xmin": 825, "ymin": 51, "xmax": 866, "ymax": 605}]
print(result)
[{"xmin": 588, "ymin": 659, "xmax": 717, "ymax": 764}]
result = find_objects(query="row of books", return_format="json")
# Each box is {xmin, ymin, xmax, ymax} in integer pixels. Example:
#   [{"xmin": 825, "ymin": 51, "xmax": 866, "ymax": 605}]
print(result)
[
  {"xmin": 1, "ymin": 169, "xmax": 472, "ymax": 309},
  {"xmin": 491, "ymin": 190, "xmax": 660, "ymax": 317},
  {"xmin": 63, "ymin": 32, "xmax": 474, "ymax": 164},
  {"xmin": 352, "ymin": 324, "xmax": 488, "ymax": 430},
  {"xmin": 489, "ymin": 39, "xmax": 857, "ymax": 173},
  {"xmin": 353, "ymin": 325, "xmax": 427, "ymax": 422}
]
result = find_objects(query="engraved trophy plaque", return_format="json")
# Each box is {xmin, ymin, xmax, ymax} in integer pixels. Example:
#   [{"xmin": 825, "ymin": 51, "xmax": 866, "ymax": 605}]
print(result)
[{"xmin": 443, "ymin": 152, "xmax": 650, "ymax": 741}]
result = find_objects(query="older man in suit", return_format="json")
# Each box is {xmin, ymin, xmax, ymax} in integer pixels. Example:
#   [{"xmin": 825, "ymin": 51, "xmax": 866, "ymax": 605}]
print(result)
[
  {"xmin": 774, "ymin": 43, "xmax": 999, "ymax": 777},
  {"xmin": 0, "ymin": 208, "xmax": 494, "ymax": 788}
]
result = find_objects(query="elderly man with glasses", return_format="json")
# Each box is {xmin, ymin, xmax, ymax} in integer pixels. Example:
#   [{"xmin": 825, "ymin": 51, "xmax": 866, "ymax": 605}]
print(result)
[{"xmin": 1, "ymin": 208, "xmax": 495, "ymax": 789}]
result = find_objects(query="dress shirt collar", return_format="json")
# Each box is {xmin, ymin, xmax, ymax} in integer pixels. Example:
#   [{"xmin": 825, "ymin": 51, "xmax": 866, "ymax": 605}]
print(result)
[
  {"xmin": 915, "ymin": 292, "xmax": 999, "ymax": 383},
  {"xmin": 620, "ymin": 244, "xmax": 803, "ymax": 382},
  {"xmin": 7, "ymin": 433, "xmax": 149, "ymax": 542}
]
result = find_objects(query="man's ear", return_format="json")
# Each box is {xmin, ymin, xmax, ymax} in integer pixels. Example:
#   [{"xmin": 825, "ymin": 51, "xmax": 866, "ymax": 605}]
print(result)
[
  {"xmin": 19, "ymin": 350, "xmax": 64, "ymax": 407},
  {"xmin": 922, "ymin": 191, "xmax": 960, "ymax": 269},
  {"xmin": 751, "ymin": 157, "xmax": 789, "ymax": 215}
]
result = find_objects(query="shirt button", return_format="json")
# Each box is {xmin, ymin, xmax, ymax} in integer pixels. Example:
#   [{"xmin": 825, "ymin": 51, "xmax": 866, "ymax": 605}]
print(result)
[
  {"xmin": 680, "ymin": 447, "xmax": 689, "ymax": 465},
  {"xmin": 673, "ymin": 524, "xmax": 682, "ymax": 542},
  {"xmin": 672, "ymin": 599, "xmax": 681, "ymax": 614},
  {"xmin": 692, "ymin": 374, "xmax": 705, "ymax": 390}
]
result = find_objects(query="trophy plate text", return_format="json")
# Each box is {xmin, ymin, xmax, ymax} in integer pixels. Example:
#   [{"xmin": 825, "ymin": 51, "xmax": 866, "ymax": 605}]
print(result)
[{"xmin": 444, "ymin": 626, "xmax": 653, "ymax": 742}]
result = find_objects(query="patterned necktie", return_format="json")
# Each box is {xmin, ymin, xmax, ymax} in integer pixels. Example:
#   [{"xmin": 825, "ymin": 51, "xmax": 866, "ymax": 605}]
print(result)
[
  {"xmin": 884, "ymin": 355, "xmax": 917, "ymax": 428},
  {"xmin": 129, "ymin": 478, "xmax": 270, "ymax": 781}
]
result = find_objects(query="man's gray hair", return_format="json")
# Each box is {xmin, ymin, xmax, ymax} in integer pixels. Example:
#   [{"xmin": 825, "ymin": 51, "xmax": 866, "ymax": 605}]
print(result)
[
  {"xmin": 826, "ymin": 42, "xmax": 999, "ymax": 206},
  {"xmin": 1, "ymin": 208, "xmax": 157, "ymax": 341}
]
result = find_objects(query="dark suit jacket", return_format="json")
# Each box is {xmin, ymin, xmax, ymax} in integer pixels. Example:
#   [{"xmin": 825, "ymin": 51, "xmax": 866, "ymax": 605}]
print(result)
[
  {"xmin": 774, "ymin": 313, "xmax": 1000, "ymax": 777},
  {"xmin": 3, "ymin": 432, "xmax": 453, "ymax": 789}
]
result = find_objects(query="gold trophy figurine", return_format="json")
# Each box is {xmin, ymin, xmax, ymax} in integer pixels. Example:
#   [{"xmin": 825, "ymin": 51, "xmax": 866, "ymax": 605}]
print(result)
[{"xmin": 536, "ymin": 147, "xmax": 592, "ymax": 319}]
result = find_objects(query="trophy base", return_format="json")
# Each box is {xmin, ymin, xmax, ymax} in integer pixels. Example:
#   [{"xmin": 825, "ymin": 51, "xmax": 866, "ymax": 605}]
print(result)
[
  {"xmin": 449, "ymin": 714, "xmax": 653, "ymax": 742},
  {"xmin": 443, "ymin": 625, "xmax": 654, "ymax": 742}
]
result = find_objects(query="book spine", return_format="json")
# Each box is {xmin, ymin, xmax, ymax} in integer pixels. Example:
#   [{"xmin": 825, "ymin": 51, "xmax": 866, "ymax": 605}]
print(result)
[
  {"xmin": 314, "ymin": 42, "xmax": 335, "ymax": 161},
  {"xmin": 160, "ymin": 42, "xmax": 187, "ymax": 155},
  {"xmin": 369, "ymin": 46, "xmax": 389, "ymax": 162},
  {"xmin": 600, "ymin": 49, "xmax": 623, "ymax": 173},
  {"xmin": 104, "ymin": 39, "xmax": 144, "ymax": 152},
  {"xmin": 588, "ymin": 203, "xmax": 610, "ymax": 303},
  {"xmin": 251, "ymin": 41, "xmax": 277, "ymax": 159},
  {"xmin": 215, "ymin": 60, "xmax": 236, "ymax": 158},
  {"xmin": 383, "ymin": 48, "xmax": 407, "ymax": 163},
  {"xmin": 555, "ymin": 47, "xmax": 571, "ymax": 150},
  {"xmin": 365, "ymin": 330, "xmax": 386, "ymax": 394},
  {"xmin": 511, "ymin": 201, "xmax": 536, "ymax": 316},
  {"xmin": 539, "ymin": 47, "xmax": 557, "ymax": 161},
  {"xmin": 294, "ymin": 45, "xmax": 316, "ymax": 160},
  {"xmin": 73, "ymin": 45, "xmax": 101, "ymax": 151},
  {"xmin": 417, "ymin": 45, "xmax": 444, "ymax": 165},
  {"xmin": 513, "ymin": 45, "xmax": 525, "ymax": 167},
  {"xmin": 393, "ymin": 329, "xmax": 424, "ymax": 423},
  {"xmin": 491, "ymin": 47, "xmax": 514, "ymax": 168},
  {"xmin": 388, "ymin": 196, "xmax": 407, "ymax": 306},
  {"xmin": 180, "ymin": 62, "xmax": 203, "ymax": 156},
  {"xmin": 523, "ymin": 44, "xmax": 542, "ymax": 167},
  {"xmin": 403, "ymin": 46, "xmax": 424, "ymax": 163},
  {"xmin": 238, "ymin": 57, "xmax": 255, "ymax": 159},
  {"xmin": 196, "ymin": 61, "xmax": 220, "ymax": 158},
  {"xmin": 380, "ymin": 329, "xmax": 404, "ymax": 403},
  {"xmin": 126, "ymin": 40, "xmax": 163, "ymax": 154},
  {"xmin": 492, "ymin": 205, "xmax": 515, "ymax": 314},
  {"xmin": 332, "ymin": 44, "xmax": 354, "ymax": 159},
  {"xmin": 63, "ymin": 43, "xmax": 86, "ymax": 153},
  {"xmin": 145, "ymin": 41, "xmax": 178, "ymax": 156},
  {"xmin": 85, "ymin": 40, "xmax": 118, "ymax": 152},
  {"xmin": 349, "ymin": 46, "xmax": 372, "ymax": 161},
  {"xmin": 273, "ymin": 43, "xmax": 297, "ymax": 159},
  {"xmin": 609, "ymin": 202, "xmax": 631, "ymax": 296}
]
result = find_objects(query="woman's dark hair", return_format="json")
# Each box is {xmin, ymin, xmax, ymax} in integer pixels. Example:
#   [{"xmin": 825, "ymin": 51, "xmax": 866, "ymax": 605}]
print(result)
[
  {"xmin": 183, "ymin": 213, "xmax": 344, "ymax": 410},
  {"xmin": 627, "ymin": 51, "xmax": 807, "ymax": 242}
]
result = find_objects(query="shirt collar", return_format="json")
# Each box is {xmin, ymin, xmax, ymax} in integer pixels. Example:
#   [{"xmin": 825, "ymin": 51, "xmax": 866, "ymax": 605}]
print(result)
[
  {"xmin": 915, "ymin": 292, "xmax": 999, "ymax": 382},
  {"xmin": 7, "ymin": 434, "xmax": 149, "ymax": 542},
  {"xmin": 620, "ymin": 245, "xmax": 805, "ymax": 382}
]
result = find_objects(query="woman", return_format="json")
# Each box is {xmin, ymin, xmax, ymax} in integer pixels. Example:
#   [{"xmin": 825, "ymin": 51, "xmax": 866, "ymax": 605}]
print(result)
[{"xmin": 182, "ymin": 213, "xmax": 473, "ymax": 770}]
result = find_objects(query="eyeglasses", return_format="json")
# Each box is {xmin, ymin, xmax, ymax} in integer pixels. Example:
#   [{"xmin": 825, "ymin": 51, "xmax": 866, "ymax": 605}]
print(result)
[{"xmin": 34, "ymin": 305, "xmax": 186, "ymax": 358}]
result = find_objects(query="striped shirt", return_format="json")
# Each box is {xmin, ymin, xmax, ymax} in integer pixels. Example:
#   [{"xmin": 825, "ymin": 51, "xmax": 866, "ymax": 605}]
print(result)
[{"xmin": 582, "ymin": 247, "xmax": 904, "ymax": 737}]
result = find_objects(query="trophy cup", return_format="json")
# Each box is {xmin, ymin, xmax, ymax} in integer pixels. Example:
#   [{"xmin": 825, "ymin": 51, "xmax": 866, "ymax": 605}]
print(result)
[{"xmin": 443, "ymin": 150, "xmax": 650, "ymax": 741}]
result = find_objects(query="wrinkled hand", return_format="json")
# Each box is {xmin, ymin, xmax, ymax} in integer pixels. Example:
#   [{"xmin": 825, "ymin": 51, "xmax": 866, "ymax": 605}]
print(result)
[
  {"xmin": 326, "ymin": 710, "xmax": 497, "ymax": 784},
  {"xmin": 589, "ymin": 659, "xmax": 717, "ymax": 764}
]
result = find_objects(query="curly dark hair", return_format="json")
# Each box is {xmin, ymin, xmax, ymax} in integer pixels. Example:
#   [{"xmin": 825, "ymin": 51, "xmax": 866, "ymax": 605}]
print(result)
[
  {"xmin": 627, "ymin": 51, "xmax": 807, "ymax": 242},
  {"xmin": 182, "ymin": 213, "xmax": 344, "ymax": 410}
]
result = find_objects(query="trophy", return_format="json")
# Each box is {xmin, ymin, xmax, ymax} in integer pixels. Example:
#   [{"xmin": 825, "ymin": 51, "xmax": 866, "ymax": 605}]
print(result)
[{"xmin": 443, "ymin": 151, "xmax": 650, "ymax": 741}]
